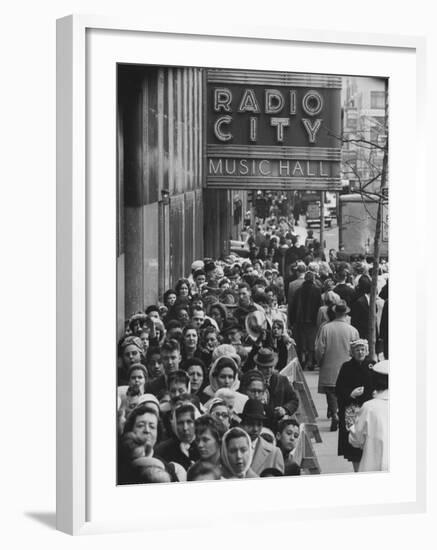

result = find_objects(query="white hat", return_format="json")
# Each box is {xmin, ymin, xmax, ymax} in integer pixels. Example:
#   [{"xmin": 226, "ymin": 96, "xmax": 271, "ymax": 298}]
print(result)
[
  {"xmin": 191, "ymin": 260, "xmax": 204, "ymax": 271},
  {"xmin": 372, "ymin": 360, "xmax": 389, "ymax": 375}
]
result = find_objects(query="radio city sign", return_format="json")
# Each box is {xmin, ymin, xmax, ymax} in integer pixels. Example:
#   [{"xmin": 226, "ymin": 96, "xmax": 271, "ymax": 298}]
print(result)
[{"xmin": 206, "ymin": 69, "xmax": 342, "ymax": 190}]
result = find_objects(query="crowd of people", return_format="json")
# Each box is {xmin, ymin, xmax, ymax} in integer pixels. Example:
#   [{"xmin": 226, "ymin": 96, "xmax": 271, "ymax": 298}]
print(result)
[{"xmin": 117, "ymin": 205, "xmax": 389, "ymax": 484}]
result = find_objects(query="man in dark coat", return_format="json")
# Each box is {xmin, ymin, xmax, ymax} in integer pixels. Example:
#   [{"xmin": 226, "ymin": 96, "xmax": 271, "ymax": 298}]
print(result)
[
  {"xmin": 154, "ymin": 403, "xmax": 200, "ymax": 471},
  {"xmin": 147, "ymin": 339, "xmax": 182, "ymax": 396},
  {"xmin": 289, "ymin": 271, "xmax": 322, "ymax": 370},
  {"xmin": 233, "ymin": 282, "xmax": 263, "ymax": 329},
  {"xmin": 350, "ymin": 276, "xmax": 378, "ymax": 341},
  {"xmin": 254, "ymin": 191, "xmax": 268, "ymax": 222},
  {"xmin": 253, "ymin": 348, "xmax": 299, "ymax": 428},
  {"xmin": 334, "ymin": 269, "xmax": 356, "ymax": 307}
]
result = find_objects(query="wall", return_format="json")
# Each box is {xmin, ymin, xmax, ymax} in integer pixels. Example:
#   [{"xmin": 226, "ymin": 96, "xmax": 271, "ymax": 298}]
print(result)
[{"xmin": 118, "ymin": 64, "xmax": 204, "ymax": 319}]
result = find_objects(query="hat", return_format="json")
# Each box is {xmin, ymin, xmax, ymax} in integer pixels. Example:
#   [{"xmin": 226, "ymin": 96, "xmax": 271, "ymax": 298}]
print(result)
[
  {"xmin": 332, "ymin": 299, "xmax": 350, "ymax": 314},
  {"xmin": 191, "ymin": 260, "xmax": 204, "ymax": 271},
  {"xmin": 254, "ymin": 348, "xmax": 278, "ymax": 368},
  {"xmin": 241, "ymin": 399, "xmax": 267, "ymax": 421},
  {"xmin": 350, "ymin": 339, "xmax": 368, "ymax": 350},
  {"xmin": 204, "ymin": 260, "xmax": 217, "ymax": 273},
  {"xmin": 121, "ymin": 336, "xmax": 145, "ymax": 355},
  {"xmin": 245, "ymin": 310, "xmax": 267, "ymax": 341},
  {"xmin": 136, "ymin": 393, "xmax": 160, "ymax": 415},
  {"xmin": 240, "ymin": 369, "xmax": 265, "ymax": 392},
  {"xmin": 220, "ymin": 290, "xmax": 238, "ymax": 307},
  {"xmin": 127, "ymin": 363, "xmax": 149, "ymax": 379},
  {"xmin": 372, "ymin": 360, "xmax": 389, "ymax": 375},
  {"xmin": 221, "ymin": 320, "xmax": 241, "ymax": 335},
  {"xmin": 211, "ymin": 344, "xmax": 241, "ymax": 367}
]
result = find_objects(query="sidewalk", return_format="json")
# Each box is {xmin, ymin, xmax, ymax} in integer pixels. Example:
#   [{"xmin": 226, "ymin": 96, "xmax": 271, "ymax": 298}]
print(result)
[{"xmin": 303, "ymin": 370, "xmax": 354, "ymax": 475}]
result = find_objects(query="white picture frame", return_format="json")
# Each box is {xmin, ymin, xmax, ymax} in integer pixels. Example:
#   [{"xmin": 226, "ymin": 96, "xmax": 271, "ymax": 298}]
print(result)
[{"xmin": 56, "ymin": 15, "xmax": 427, "ymax": 535}]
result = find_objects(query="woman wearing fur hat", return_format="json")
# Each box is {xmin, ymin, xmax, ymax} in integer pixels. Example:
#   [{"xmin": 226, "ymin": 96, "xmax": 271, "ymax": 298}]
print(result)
[{"xmin": 335, "ymin": 339, "xmax": 375, "ymax": 471}]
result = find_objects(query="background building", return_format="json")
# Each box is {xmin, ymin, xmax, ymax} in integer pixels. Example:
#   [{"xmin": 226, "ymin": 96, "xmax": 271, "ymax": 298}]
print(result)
[{"xmin": 339, "ymin": 77, "xmax": 388, "ymax": 255}]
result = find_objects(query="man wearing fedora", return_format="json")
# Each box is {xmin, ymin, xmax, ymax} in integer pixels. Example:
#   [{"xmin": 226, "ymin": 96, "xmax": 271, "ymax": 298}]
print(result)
[
  {"xmin": 253, "ymin": 348, "xmax": 299, "ymax": 423},
  {"xmin": 315, "ymin": 300, "xmax": 360, "ymax": 431},
  {"xmin": 240, "ymin": 398, "xmax": 285, "ymax": 475}
]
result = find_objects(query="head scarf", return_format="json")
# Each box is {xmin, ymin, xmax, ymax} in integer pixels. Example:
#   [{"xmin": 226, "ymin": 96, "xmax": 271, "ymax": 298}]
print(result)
[
  {"xmin": 206, "ymin": 397, "xmax": 228, "ymax": 414},
  {"xmin": 221, "ymin": 428, "xmax": 253, "ymax": 478},
  {"xmin": 169, "ymin": 402, "xmax": 201, "ymax": 439},
  {"xmin": 135, "ymin": 393, "xmax": 160, "ymax": 415},
  {"xmin": 208, "ymin": 355, "xmax": 240, "ymax": 393},
  {"xmin": 120, "ymin": 336, "xmax": 145, "ymax": 357}
]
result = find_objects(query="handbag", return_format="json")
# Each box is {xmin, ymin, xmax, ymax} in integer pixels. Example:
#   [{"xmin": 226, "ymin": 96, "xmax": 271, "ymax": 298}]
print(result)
[{"xmin": 345, "ymin": 403, "xmax": 361, "ymax": 430}]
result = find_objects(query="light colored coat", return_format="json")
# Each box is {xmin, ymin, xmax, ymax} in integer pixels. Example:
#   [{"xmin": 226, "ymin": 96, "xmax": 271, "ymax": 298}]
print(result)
[
  {"xmin": 315, "ymin": 318, "xmax": 360, "ymax": 388},
  {"xmin": 349, "ymin": 391, "xmax": 389, "ymax": 472},
  {"xmin": 251, "ymin": 436, "xmax": 285, "ymax": 475}
]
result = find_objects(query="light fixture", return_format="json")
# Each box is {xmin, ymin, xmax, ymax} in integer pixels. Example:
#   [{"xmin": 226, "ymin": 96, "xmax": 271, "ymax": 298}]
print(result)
[{"xmin": 160, "ymin": 189, "xmax": 170, "ymax": 205}]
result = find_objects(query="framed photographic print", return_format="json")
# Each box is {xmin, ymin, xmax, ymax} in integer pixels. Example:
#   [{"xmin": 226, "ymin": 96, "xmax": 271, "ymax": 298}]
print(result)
[{"xmin": 56, "ymin": 15, "xmax": 426, "ymax": 535}]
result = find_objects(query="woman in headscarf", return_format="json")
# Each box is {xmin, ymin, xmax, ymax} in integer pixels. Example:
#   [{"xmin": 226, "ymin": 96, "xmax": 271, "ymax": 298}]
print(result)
[
  {"xmin": 201, "ymin": 355, "xmax": 247, "ymax": 413},
  {"xmin": 207, "ymin": 398, "xmax": 232, "ymax": 432},
  {"xmin": 335, "ymin": 339, "xmax": 375, "ymax": 472},
  {"xmin": 220, "ymin": 427, "xmax": 258, "ymax": 479},
  {"xmin": 118, "ymin": 336, "xmax": 146, "ymax": 385}
]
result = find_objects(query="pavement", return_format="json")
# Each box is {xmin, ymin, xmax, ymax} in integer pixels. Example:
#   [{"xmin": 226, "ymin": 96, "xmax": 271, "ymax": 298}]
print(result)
[{"xmin": 303, "ymin": 369, "xmax": 354, "ymax": 475}]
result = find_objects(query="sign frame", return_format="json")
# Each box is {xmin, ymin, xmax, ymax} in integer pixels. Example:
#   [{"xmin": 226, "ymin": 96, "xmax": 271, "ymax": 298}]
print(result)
[{"xmin": 205, "ymin": 68, "xmax": 342, "ymax": 191}]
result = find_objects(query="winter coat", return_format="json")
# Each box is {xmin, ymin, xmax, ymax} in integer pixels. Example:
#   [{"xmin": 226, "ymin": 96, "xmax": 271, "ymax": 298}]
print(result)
[
  {"xmin": 154, "ymin": 438, "xmax": 200, "ymax": 471},
  {"xmin": 267, "ymin": 372, "xmax": 299, "ymax": 416},
  {"xmin": 290, "ymin": 281, "xmax": 322, "ymax": 327},
  {"xmin": 349, "ymin": 391, "xmax": 389, "ymax": 472},
  {"xmin": 335, "ymin": 358, "xmax": 374, "ymax": 461},
  {"xmin": 251, "ymin": 436, "xmax": 285, "ymax": 475},
  {"xmin": 315, "ymin": 318, "xmax": 360, "ymax": 389}
]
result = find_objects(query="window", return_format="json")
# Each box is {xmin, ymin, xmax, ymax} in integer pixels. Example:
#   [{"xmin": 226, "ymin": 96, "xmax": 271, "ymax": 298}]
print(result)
[{"xmin": 370, "ymin": 91, "xmax": 385, "ymax": 109}]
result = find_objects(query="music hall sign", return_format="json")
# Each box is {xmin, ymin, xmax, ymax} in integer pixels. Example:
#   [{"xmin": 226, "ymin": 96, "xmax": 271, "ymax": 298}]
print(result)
[{"xmin": 206, "ymin": 69, "xmax": 342, "ymax": 191}]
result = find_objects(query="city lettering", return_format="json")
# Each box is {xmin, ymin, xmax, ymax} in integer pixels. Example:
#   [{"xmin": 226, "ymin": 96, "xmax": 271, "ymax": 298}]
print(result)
[
  {"xmin": 213, "ymin": 87, "xmax": 324, "ymax": 143},
  {"xmin": 208, "ymin": 158, "xmax": 330, "ymax": 178}
]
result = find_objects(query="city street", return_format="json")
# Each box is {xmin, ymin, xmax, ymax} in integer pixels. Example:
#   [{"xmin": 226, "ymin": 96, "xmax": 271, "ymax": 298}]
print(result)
[
  {"xmin": 294, "ymin": 214, "xmax": 339, "ymax": 254},
  {"xmin": 304, "ymin": 370, "xmax": 354, "ymax": 475}
]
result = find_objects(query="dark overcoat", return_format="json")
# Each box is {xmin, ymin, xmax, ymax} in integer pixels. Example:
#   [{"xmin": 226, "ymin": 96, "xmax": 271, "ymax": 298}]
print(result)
[{"xmin": 335, "ymin": 358, "xmax": 374, "ymax": 461}]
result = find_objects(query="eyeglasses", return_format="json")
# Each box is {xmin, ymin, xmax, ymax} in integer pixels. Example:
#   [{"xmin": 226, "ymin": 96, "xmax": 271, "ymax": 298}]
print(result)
[{"xmin": 213, "ymin": 412, "xmax": 230, "ymax": 419}]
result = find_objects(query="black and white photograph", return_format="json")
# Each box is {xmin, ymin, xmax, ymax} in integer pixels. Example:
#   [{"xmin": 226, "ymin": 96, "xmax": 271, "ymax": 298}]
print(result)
[{"xmin": 116, "ymin": 65, "xmax": 389, "ymax": 484}]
